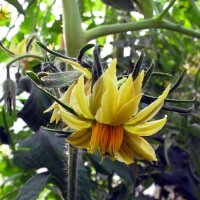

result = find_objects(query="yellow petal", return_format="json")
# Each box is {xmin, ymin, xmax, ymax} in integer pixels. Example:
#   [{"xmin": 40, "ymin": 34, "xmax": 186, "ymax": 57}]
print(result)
[
  {"xmin": 124, "ymin": 116, "xmax": 167, "ymax": 136},
  {"xmin": 124, "ymin": 133, "xmax": 157, "ymax": 161},
  {"xmin": 43, "ymin": 103, "xmax": 56, "ymax": 113},
  {"xmin": 60, "ymin": 82, "xmax": 76, "ymax": 104},
  {"xmin": 60, "ymin": 107, "xmax": 93, "ymax": 131},
  {"xmin": 90, "ymin": 59, "xmax": 118, "ymax": 115},
  {"xmin": 70, "ymin": 76, "xmax": 94, "ymax": 119},
  {"xmin": 93, "ymin": 59, "xmax": 118, "ymax": 124},
  {"xmin": 50, "ymin": 109, "xmax": 61, "ymax": 123},
  {"xmin": 117, "ymin": 75, "xmax": 135, "ymax": 109},
  {"xmin": 104, "ymin": 59, "xmax": 117, "ymax": 79},
  {"xmin": 95, "ymin": 76, "xmax": 118, "ymax": 124},
  {"xmin": 67, "ymin": 129, "xmax": 91, "ymax": 148},
  {"xmin": 16, "ymin": 39, "xmax": 27, "ymax": 55},
  {"xmin": 89, "ymin": 77, "xmax": 104, "ymax": 115},
  {"xmin": 111, "ymin": 93, "xmax": 143, "ymax": 125},
  {"xmin": 115, "ymin": 142, "xmax": 135, "ymax": 164},
  {"xmin": 127, "ymin": 85, "xmax": 170, "ymax": 126},
  {"xmin": 61, "ymin": 59, "xmax": 92, "ymax": 79}
]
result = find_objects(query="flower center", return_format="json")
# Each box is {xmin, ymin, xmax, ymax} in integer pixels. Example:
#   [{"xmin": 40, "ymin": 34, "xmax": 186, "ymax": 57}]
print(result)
[{"xmin": 89, "ymin": 122, "xmax": 124, "ymax": 157}]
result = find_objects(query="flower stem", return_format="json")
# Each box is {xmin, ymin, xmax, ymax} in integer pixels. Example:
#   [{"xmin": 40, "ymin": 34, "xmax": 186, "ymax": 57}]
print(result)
[
  {"xmin": 61, "ymin": 0, "xmax": 84, "ymax": 199},
  {"xmin": 68, "ymin": 145, "xmax": 78, "ymax": 200},
  {"xmin": 6, "ymin": 54, "xmax": 44, "ymax": 69}
]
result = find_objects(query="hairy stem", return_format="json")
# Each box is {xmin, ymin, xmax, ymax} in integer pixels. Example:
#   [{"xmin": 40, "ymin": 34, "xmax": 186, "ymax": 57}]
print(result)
[
  {"xmin": 62, "ymin": 0, "xmax": 86, "ymax": 57},
  {"xmin": 6, "ymin": 54, "xmax": 44, "ymax": 69},
  {"xmin": 85, "ymin": 16, "xmax": 200, "ymax": 42},
  {"xmin": 68, "ymin": 145, "xmax": 78, "ymax": 200},
  {"xmin": 61, "ymin": 0, "xmax": 83, "ymax": 199}
]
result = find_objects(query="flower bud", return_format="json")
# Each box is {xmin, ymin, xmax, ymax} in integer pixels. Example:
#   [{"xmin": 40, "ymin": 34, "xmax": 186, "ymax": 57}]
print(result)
[{"xmin": 1, "ymin": 79, "xmax": 16, "ymax": 115}]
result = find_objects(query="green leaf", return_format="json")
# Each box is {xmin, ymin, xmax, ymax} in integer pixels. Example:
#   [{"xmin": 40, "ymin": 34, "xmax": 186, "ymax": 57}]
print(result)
[
  {"xmin": 77, "ymin": 157, "xmax": 91, "ymax": 200},
  {"xmin": 87, "ymin": 154, "xmax": 134, "ymax": 184},
  {"xmin": 13, "ymin": 128, "xmax": 67, "ymax": 198},
  {"xmin": 17, "ymin": 85, "xmax": 52, "ymax": 131},
  {"xmin": 15, "ymin": 172, "xmax": 49, "ymax": 200},
  {"xmin": 101, "ymin": 0, "xmax": 134, "ymax": 11}
]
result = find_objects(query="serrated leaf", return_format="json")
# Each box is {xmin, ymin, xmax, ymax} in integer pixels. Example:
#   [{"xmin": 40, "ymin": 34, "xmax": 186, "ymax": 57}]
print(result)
[{"xmin": 15, "ymin": 172, "xmax": 49, "ymax": 200}]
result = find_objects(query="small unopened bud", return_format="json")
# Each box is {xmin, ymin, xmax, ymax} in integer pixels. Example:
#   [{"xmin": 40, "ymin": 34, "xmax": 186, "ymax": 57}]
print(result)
[{"xmin": 0, "ymin": 79, "xmax": 16, "ymax": 115}]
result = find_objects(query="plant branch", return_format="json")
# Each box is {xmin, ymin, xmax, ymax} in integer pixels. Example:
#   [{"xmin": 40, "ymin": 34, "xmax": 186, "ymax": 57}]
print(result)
[
  {"xmin": 155, "ymin": 0, "xmax": 176, "ymax": 20},
  {"xmin": 6, "ymin": 54, "xmax": 44, "ymax": 69},
  {"xmin": 67, "ymin": 145, "xmax": 78, "ymax": 200},
  {"xmin": 62, "ymin": 0, "xmax": 85, "ymax": 56},
  {"xmin": 61, "ymin": 1, "xmax": 81, "ymax": 199},
  {"xmin": 85, "ymin": 17, "xmax": 200, "ymax": 42}
]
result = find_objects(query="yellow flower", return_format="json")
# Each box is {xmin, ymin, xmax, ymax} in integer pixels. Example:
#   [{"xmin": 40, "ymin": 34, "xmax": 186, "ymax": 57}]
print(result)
[
  {"xmin": 9, "ymin": 38, "xmax": 27, "ymax": 56},
  {"xmin": 0, "ymin": 4, "xmax": 10, "ymax": 20},
  {"xmin": 47, "ymin": 59, "xmax": 170, "ymax": 164},
  {"xmin": 44, "ymin": 82, "xmax": 75, "ymax": 124}
]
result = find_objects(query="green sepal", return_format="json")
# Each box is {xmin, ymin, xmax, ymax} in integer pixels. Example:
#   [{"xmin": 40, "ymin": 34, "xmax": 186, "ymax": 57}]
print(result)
[
  {"xmin": 143, "ymin": 60, "xmax": 155, "ymax": 88},
  {"xmin": 143, "ymin": 94, "xmax": 196, "ymax": 103},
  {"xmin": 169, "ymin": 71, "xmax": 186, "ymax": 95},
  {"xmin": 151, "ymin": 72, "xmax": 172, "ymax": 77},
  {"xmin": 41, "ymin": 126, "xmax": 73, "ymax": 137},
  {"xmin": 162, "ymin": 104, "xmax": 194, "ymax": 113},
  {"xmin": 132, "ymin": 50, "xmax": 144, "ymax": 81},
  {"xmin": 36, "ymin": 41, "xmax": 75, "ymax": 61},
  {"xmin": 91, "ymin": 45, "xmax": 104, "ymax": 90},
  {"xmin": 26, "ymin": 71, "xmax": 77, "ymax": 116},
  {"xmin": 195, "ymin": 69, "xmax": 200, "ymax": 91},
  {"xmin": 40, "ymin": 71, "xmax": 80, "ymax": 88},
  {"xmin": 26, "ymin": 71, "xmax": 43, "ymax": 85},
  {"xmin": 78, "ymin": 43, "xmax": 95, "ymax": 61}
]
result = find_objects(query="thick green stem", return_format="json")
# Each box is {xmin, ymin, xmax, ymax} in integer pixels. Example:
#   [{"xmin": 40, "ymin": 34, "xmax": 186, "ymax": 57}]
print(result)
[
  {"xmin": 85, "ymin": 17, "xmax": 200, "ymax": 42},
  {"xmin": 62, "ymin": 0, "xmax": 86, "ymax": 57},
  {"xmin": 61, "ymin": 1, "xmax": 85, "ymax": 200}
]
